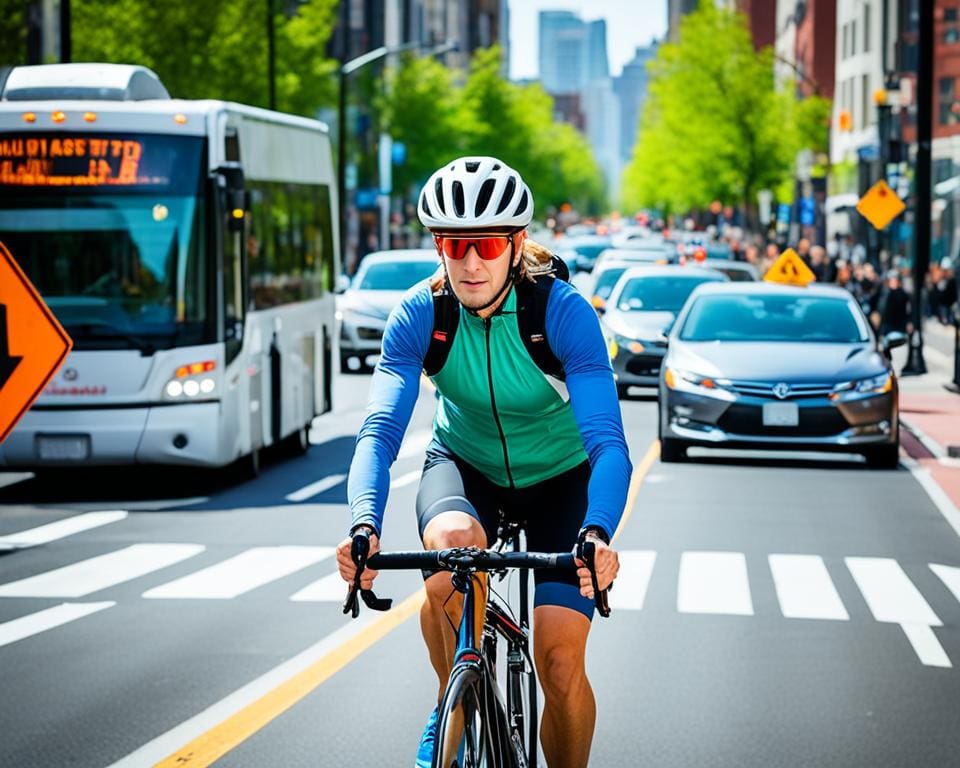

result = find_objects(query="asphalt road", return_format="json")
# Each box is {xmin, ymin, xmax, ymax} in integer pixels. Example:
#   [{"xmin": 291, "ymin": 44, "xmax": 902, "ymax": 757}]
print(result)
[{"xmin": 1, "ymin": 368, "xmax": 960, "ymax": 767}]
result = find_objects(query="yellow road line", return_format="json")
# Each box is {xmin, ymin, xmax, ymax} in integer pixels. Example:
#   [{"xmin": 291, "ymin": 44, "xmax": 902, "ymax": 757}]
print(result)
[
  {"xmin": 155, "ymin": 589, "xmax": 425, "ymax": 768},
  {"xmin": 612, "ymin": 440, "xmax": 660, "ymax": 543}
]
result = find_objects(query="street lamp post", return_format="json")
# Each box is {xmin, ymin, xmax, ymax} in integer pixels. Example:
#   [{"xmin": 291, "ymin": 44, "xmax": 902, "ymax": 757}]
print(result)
[{"xmin": 336, "ymin": 39, "xmax": 458, "ymax": 272}]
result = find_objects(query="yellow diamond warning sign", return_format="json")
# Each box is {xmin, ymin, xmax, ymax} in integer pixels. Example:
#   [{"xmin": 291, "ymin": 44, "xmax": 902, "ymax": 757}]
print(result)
[
  {"xmin": 856, "ymin": 180, "xmax": 906, "ymax": 230},
  {"xmin": 763, "ymin": 248, "xmax": 816, "ymax": 286}
]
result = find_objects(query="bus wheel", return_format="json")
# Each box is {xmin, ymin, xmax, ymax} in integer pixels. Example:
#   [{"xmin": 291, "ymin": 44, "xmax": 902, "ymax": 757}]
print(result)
[
  {"xmin": 235, "ymin": 446, "xmax": 261, "ymax": 481},
  {"xmin": 285, "ymin": 423, "xmax": 311, "ymax": 456}
]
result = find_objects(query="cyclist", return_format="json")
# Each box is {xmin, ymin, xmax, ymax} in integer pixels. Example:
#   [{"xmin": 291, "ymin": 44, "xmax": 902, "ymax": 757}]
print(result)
[{"xmin": 336, "ymin": 156, "xmax": 632, "ymax": 768}]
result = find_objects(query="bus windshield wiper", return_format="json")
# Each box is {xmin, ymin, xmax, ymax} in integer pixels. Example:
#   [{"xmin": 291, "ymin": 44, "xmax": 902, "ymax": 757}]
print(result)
[{"xmin": 64, "ymin": 323, "xmax": 164, "ymax": 354}]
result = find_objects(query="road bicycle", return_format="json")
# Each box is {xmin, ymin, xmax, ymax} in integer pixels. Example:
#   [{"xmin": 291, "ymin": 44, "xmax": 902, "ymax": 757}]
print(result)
[{"xmin": 343, "ymin": 523, "xmax": 610, "ymax": 768}]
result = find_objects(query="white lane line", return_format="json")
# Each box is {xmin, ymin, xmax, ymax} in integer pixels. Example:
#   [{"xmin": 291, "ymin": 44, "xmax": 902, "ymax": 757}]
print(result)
[
  {"xmin": 901, "ymin": 624, "xmax": 952, "ymax": 668},
  {"xmin": 0, "ymin": 544, "xmax": 205, "ymax": 598},
  {"xmin": 846, "ymin": 556, "xmax": 949, "ymax": 667},
  {"xmin": 902, "ymin": 455, "xmax": 960, "ymax": 539},
  {"xmin": 0, "ymin": 510, "xmax": 128, "ymax": 549},
  {"xmin": 0, "ymin": 602, "xmax": 114, "ymax": 648},
  {"xmin": 930, "ymin": 563, "xmax": 960, "ymax": 604},
  {"xmin": 769, "ymin": 554, "xmax": 849, "ymax": 621},
  {"xmin": 677, "ymin": 551, "xmax": 754, "ymax": 616},
  {"xmin": 289, "ymin": 571, "xmax": 345, "ymax": 602},
  {"xmin": 285, "ymin": 474, "xmax": 346, "ymax": 503},
  {"xmin": 142, "ymin": 546, "xmax": 334, "ymax": 599},
  {"xmin": 608, "ymin": 551, "xmax": 656, "ymax": 610},
  {"xmin": 398, "ymin": 429, "xmax": 432, "ymax": 460},
  {"xmin": 390, "ymin": 470, "xmax": 421, "ymax": 489}
]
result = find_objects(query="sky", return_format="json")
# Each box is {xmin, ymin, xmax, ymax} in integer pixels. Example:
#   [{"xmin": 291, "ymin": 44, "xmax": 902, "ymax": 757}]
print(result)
[{"xmin": 508, "ymin": 0, "xmax": 668, "ymax": 81}]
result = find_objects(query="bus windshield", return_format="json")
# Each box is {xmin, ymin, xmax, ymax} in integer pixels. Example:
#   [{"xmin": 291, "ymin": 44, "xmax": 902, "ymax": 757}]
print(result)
[{"xmin": 0, "ymin": 133, "xmax": 209, "ymax": 351}]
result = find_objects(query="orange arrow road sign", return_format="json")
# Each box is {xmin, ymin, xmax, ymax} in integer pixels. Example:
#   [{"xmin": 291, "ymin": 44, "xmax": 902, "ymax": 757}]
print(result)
[
  {"xmin": 857, "ymin": 179, "xmax": 906, "ymax": 230},
  {"xmin": 0, "ymin": 241, "xmax": 72, "ymax": 443},
  {"xmin": 763, "ymin": 248, "xmax": 817, "ymax": 286}
]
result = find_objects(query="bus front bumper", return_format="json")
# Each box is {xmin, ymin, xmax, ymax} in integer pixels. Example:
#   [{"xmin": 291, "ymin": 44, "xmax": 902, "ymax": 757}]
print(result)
[{"xmin": 0, "ymin": 402, "xmax": 227, "ymax": 469}]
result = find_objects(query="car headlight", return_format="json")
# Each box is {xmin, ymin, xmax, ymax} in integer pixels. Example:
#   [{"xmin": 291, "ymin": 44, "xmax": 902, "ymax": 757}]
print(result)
[
  {"xmin": 834, "ymin": 373, "xmax": 893, "ymax": 396},
  {"xmin": 663, "ymin": 367, "xmax": 734, "ymax": 400}
]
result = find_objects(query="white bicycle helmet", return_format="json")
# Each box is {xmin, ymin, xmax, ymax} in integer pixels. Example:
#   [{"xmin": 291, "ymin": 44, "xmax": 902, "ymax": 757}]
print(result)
[{"xmin": 418, "ymin": 156, "xmax": 534, "ymax": 231}]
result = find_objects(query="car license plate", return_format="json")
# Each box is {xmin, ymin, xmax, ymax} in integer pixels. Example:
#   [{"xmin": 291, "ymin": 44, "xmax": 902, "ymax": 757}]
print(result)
[
  {"xmin": 36, "ymin": 435, "xmax": 90, "ymax": 461},
  {"xmin": 762, "ymin": 402, "xmax": 799, "ymax": 427}
]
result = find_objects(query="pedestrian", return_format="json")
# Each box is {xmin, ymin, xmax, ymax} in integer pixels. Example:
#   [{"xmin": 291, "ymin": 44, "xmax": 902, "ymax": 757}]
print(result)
[
  {"xmin": 876, "ymin": 270, "xmax": 911, "ymax": 336},
  {"xmin": 935, "ymin": 260, "xmax": 958, "ymax": 325}
]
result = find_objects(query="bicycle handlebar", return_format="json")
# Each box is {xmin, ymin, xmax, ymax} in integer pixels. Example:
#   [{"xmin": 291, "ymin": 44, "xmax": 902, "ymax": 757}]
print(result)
[{"xmin": 343, "ymin": 537, "xmax": 611, "ymax": 619}]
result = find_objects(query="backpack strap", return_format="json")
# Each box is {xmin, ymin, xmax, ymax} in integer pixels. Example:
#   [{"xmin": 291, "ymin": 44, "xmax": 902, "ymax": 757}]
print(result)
[
  {"xmin": 423, "ymin": 283, "xmax": 461, "ymax": 377},
  {"xmin": 515, "ymin": 276, "xmax": 565, "ymax": 380}
]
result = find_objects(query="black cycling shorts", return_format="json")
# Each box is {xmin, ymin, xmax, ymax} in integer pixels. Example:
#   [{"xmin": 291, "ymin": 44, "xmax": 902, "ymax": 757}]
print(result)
[{"xmin": 416, "ymin": 439, "xmax": 594, "ymax": 619}]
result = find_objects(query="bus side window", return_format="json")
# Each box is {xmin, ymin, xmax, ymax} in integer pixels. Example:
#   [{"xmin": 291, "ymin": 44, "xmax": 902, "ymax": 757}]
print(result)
[{"xmin": 224, "ymin": 203, "xmax": 245, "ymax": 363}]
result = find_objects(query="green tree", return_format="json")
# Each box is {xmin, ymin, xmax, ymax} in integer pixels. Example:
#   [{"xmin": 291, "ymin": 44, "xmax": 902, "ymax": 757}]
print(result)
[
  {"xmin": 622, "ymin": 0, "xmax": 812, "ymax": 217},
  {"xmin": 0, "ymin": 2, "xmax": 25, "ymax": 67},
  {"xmin": 72, "ymin": 0, "xmax": 338, "ymax": 115}
]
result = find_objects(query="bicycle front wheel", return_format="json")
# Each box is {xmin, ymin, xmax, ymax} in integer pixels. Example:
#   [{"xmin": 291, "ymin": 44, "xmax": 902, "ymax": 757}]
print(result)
[{"xmin": 433, "ymin": 665, "xmax": 511, "ymax": 768}]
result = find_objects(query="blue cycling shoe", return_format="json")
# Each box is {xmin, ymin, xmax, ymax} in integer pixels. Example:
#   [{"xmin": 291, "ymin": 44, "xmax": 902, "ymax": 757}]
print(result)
[{"xmin": 415, "ymin": 707, "xmax": 439, "ymax": 768}]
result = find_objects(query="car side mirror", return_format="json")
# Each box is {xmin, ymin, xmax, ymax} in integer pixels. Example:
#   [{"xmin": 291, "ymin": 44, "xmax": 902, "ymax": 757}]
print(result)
[
  {"xmin": 881, "ymin": 331, "xmax": 907, "ymax": 354},
  {"xmin": 334, "ymin": 274, "xmax": 351, "ymax": 294},
  {"xmin": 215, "ymin": 163, "xmax": 246, "ymax": 233}
]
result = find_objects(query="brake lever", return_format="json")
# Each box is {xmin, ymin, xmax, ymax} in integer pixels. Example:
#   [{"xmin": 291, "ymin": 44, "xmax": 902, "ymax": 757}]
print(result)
[
  {"xmin": 342, "ymin": 530, "xmax": 392, "ymax": 619},
  {"xmin": 579, "ymin": 539, "xmax": 612, "ymax": 618}
]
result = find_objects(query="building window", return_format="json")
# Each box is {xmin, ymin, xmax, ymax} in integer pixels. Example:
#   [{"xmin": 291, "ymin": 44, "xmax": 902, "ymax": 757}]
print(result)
[
  {"xmin": 948, "ymin": 28, "xmax": 960, "ymax": 43},
  {"xmin": 862, "ymin": 74, "xmax": 870, "ymax": 129},
  {"xmin": 851, "ymin": 19, "xmax": 857, "ymax": 55},
  {"xmin": 947, "ymin": 8, "xmax": 959, "ymax": 22},
  {"xmin": 864, "ymin": 3, "xmax": 871, "ymax": 53},
  {"xmin": 940, "ymin": 77, "xmax": 958, "ymax": 126},
  {"xmin": 842, "ymin": 23, "xmax": 848, "ymax": 59}
]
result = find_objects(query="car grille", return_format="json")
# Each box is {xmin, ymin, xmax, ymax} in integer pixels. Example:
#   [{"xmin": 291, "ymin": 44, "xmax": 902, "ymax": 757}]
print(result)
[
  {"xmin": 626, "ymin": 354, "xmax": 663, "ymax": 377},
  {"xmin": 718, "ymin": 404, "xmax": 850, "ymax": 437},
  {"xmin": 724, "ymin": 380, "xmax": 836, "ymax": 398},
  {"xmin": 356, "ymin": 327, "xmax": 383, "ymax": 341}
]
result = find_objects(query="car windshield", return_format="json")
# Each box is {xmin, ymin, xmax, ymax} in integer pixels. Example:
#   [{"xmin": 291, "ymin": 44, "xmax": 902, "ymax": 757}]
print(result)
[
  {"xmin": 0, "ymin": 132, "xmax": 208, "ymax": 350},
  {"xmin": 715, "ymin": 266, "xmax": 755, "ymax": 282},
  {"xmin": 680, "ymin": 294, "xmax": 869, "ymax": 342},
  {"xmin": 593, "ymin": 267, "xmax": 628, "ymax": 299},
  {"xmin": 358, "ymin": 260, "xmax": 438, "ymax": 290},
  {"xmin": 615, "ymin": 275, "xmax": 721, "ymax": 313}
]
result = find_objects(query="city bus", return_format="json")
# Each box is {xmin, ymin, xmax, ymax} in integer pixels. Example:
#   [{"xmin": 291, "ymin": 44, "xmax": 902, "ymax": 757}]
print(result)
[{"xmin": 0, "ymin": 63, "xmax": 338, "ymax": 475}]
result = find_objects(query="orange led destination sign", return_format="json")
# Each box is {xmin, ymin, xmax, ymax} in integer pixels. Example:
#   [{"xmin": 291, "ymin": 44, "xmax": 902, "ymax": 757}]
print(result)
[{"xmin": 0, "ymin": 135, "xmax": 169, "ymax": 187}]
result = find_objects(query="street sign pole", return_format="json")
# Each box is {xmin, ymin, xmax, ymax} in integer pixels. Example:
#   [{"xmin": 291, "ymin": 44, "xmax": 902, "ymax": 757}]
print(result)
[{"xmin": 902, "ymin": 0, "xmax": 932, "ymax": 376}]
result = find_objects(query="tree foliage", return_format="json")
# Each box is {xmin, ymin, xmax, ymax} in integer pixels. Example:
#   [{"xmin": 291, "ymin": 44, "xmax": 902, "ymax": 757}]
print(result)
[
  {"xmin": 622, "ymin": 0, "xmax": 830, "ymax": 216},
  {"xmin": 383, "ymin": 46, "xmax": 606, "ymax": 217},
  {"xmin": 72, "ymin": 0, "xmax": 338, "ymax": 115}
]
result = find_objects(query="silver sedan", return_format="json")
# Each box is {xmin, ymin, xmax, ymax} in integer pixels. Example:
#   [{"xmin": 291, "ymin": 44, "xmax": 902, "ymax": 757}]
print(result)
[{"xmin": 657, "ymin": 282, "xmax": 906, "ymax": 467}]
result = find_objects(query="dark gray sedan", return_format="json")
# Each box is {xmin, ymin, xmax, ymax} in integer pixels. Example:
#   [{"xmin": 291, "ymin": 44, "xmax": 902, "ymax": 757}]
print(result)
[
  {"xmin": 657, "ymin": 283, "xmax": 906, "ymax": 467},
  {"xmin": 602, "ymin": 266, "xmax": 728, "ymax": 396}
]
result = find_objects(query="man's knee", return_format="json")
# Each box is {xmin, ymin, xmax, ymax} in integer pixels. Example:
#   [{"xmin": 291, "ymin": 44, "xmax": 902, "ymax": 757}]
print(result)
[
  {"xmin": 536, "ymin": 640, "xmax": 585, "ymax": 696},
  {"xmin": 422, "ymin": 511, "xmax": 486, "ymax": 550}
]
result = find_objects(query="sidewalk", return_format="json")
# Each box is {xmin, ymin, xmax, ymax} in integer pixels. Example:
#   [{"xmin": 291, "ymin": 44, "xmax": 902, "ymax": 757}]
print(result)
[{"xmin": 896, "ymin": 324, "xmax": 960, "ymax": 519}]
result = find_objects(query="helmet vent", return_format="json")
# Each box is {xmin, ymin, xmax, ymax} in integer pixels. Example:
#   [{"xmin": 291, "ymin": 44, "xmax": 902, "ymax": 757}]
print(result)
[
  {"xmin": 452, "ymin": 180, "xmax": 465, "ymax": 217},
  {"xmin": 496, "ymin": 177, "xmax": 516, "ymax": 214},
  {"xmin": 465, "ymin": 161, "xmax": 480, "ymax": 172},
  {"xmin": 514, "ymin": 190, "xmax": 529, "ymax": 217},
  {"xmin": 421, "ymin": 196, "xmax": 432, "ymax": 217},
  {"xmin": 435, "ymin": 178, "xmax": 446, "ymax": 213},
  {"xmin": 475, "ymin": 179, "xmax": 496, "ymax": 217},
  {"xmin": 493, "ymin": 163, "xmax": 501, "ymax": 170}
]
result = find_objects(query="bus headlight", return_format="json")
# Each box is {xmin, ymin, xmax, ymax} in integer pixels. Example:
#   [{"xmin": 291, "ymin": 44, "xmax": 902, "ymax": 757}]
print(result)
[
  {"xmin": 166, "ymin": 380, "xmax": 184, "ymax": 398},
  {"xmin": 164, "ymin": 360, "xmax": 217, "ymax": 400}
]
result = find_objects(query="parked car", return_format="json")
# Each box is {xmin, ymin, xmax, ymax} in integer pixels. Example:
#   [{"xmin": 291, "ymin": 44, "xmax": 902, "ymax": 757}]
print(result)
[
  {"xmin": 693, "ymin": 259, "xmax": 759, "ymax": 282},
  {"xmin": 557, "ymin": 235, "xmax": 613, "ymax": 272},
  {"xmin": 657, "ymin": 282, "xmax": 906, "ymax": 466},
  {"xmin": 601, "ymin": 266, "xmax": 728, "ymax": 396},
  {"xmin": 338, "ymin": 249, "xmax": 439, "ymax": 372}
]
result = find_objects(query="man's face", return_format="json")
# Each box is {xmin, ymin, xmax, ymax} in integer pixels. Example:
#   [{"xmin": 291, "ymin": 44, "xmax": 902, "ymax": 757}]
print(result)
[
  {"xmin": 440, "ymin": 232, "xmax": 524, "ymax": 311},
  {"xmin": 798, "ymin": 238, "xmax": 811, "ymax": 253}
]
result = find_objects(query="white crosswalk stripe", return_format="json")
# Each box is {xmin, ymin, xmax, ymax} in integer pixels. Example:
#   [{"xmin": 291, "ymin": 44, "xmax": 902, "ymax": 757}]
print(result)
[
  {"xmin": 0, "ymin": 511, "xmax": 128, "ymax": 549},
  {"xmin": 0, "ymin": 602, "xmax": 115, "ymax": 648},
  {"xmin": 142, "ymin": 546, "xmax": 334, "ymax": 599},
  {"xmin": 608, "ymin": 551, "xmax": 656, "ymax": 611},
  {"xmin": 0, "ymin": 544, "xmax": 205, "ymax": 598},
  {"xmin": 289, "ymin": 571, "xmax": 347, "ymax": 602},
  {"xmin": 769, "ymin": 554, "xmax": 849, "ymax": 621},
  {"xmin": 678, "ymin": 551, "xmax": 754, "ymax": 616}
]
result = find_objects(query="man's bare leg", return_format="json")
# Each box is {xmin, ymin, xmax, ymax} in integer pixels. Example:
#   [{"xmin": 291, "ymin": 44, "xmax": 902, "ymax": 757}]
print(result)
[{"xmin": 534, "ymin": 605, "xmax": 594, "ymax": 768}]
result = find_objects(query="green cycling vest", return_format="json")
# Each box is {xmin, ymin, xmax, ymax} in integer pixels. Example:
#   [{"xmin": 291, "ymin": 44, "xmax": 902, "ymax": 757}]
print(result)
[{"xmin": 430, "ymin": 289, "xmax": 588, "ymax": 488}]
